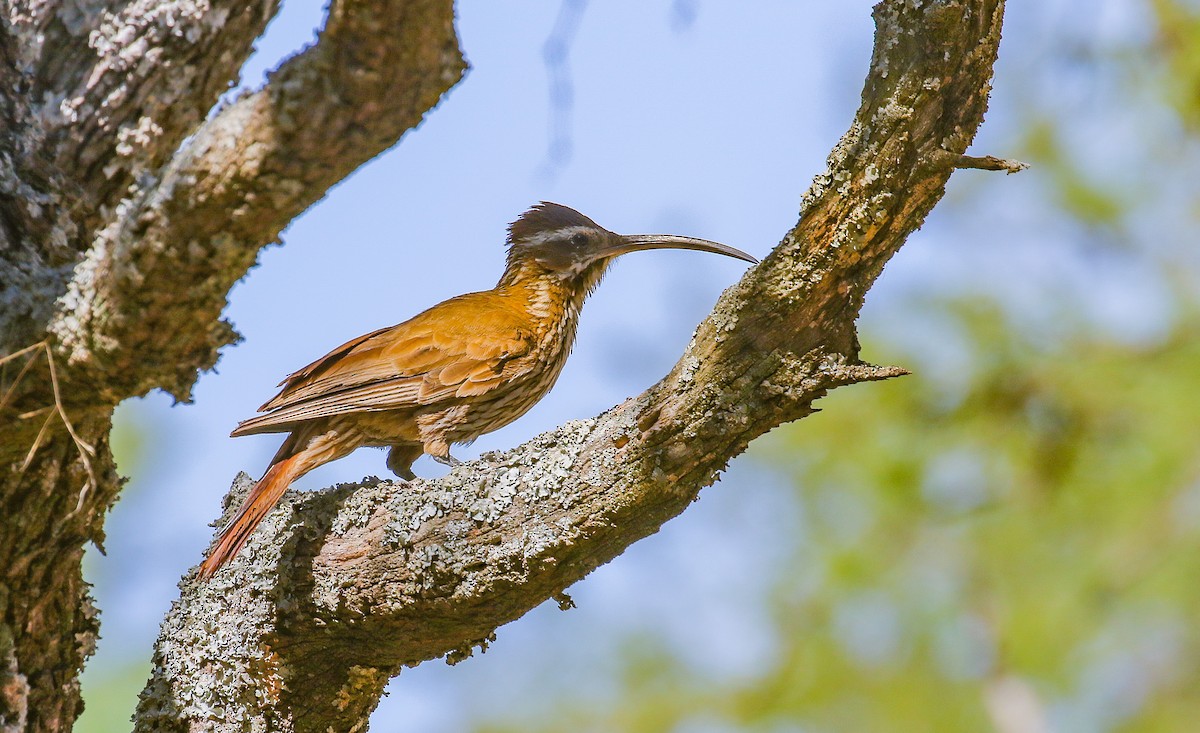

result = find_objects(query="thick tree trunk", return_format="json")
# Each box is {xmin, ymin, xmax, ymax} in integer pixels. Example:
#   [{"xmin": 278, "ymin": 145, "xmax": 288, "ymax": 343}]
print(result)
[
  {"xmin": 0, "ymin": 1, "xmax": 464, "ymax": 730},
  {"xmin": 128, "ymin": 1, "xmax": 1011, "ymax": 731}
]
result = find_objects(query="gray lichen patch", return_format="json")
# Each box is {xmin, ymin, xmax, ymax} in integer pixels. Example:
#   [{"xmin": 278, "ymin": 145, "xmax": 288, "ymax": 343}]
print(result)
[
  {"xmin": 371, "ymin": 418, "xmax": 600, "ymax": 547},
  {"xmin": 140, "ymin": 476, "xmax": 295, "ymax": 727},
  {"xmin": 68, "ymin": 0, "xmax": 230, "ymax": 133},
  {"xmin": 305, "ymin": 419, "xmax": 611, "ymax": 613},
  {"xmin": 798, "ymin": 120, "xmax": 864, "ymax": 221}
]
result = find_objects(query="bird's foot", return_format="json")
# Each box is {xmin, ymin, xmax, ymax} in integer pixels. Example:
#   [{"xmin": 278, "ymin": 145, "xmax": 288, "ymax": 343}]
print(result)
[{"xmin": 432, "ymin": 453, "xmax": 462, "ymax": 468}]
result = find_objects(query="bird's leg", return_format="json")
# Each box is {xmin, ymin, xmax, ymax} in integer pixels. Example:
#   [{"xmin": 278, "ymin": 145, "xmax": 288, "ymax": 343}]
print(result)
[
  {"xmin": 386, "ymin": 443, "xmax": 422, "ymax": 481},
  {"xmin": 424, "ymin": 438, "xmax": 461, "ymax": 468}
]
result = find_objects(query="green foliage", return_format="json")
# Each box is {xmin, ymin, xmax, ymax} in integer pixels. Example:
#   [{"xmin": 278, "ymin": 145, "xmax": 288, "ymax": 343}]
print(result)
[
  {"xmin": 752, "ymin": 305, "xmax": 1200, "ymax": 731},
  {"xmin": 1151, "ymin": 0, "xmax": 1200, "ymax": 132}
]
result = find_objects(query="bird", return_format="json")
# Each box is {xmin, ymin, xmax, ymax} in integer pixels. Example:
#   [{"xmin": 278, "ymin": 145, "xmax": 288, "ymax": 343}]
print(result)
[{"xmin": 197, "ymin": 202, "xmax": 756, "ymax": 579}]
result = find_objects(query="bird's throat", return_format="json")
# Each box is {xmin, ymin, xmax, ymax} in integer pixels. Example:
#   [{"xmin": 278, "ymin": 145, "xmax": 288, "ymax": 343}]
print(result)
[{"xmin": 498, "ymin": 259, "xmax": 607, "ymax": 347}]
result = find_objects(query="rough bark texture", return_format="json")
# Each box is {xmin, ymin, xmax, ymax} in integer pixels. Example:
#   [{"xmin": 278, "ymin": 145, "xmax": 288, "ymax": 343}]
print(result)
[
  {"xmin": 130, "ymin": 1, "xmax": 1009, "ymax": 731},
  {"xmin": 0, "ymin": 0, "xmax": 464, "ymax": 730}
]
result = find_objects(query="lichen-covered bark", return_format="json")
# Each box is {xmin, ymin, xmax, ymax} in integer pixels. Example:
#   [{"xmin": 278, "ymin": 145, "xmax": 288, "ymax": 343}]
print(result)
[
  {"xmin": 2, "ymin": 0, "xmax": 283, "ymax": 344},
  {"xmin": 0, "ymin": 1, "xmax": 464, "ymax": 730},
  {"xmin": 49, "ymin": 0, "xmax": 466, "ymax": 401},
  {"xmin": 136, "ymin": 1, "xmax": 1009, "ymax": 731}
]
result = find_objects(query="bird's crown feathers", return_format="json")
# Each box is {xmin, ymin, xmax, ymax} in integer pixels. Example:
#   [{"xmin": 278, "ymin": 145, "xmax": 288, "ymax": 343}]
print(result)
[{"xmin": 507, "ymin": 202, "xmax": 601, "ymax": 247}]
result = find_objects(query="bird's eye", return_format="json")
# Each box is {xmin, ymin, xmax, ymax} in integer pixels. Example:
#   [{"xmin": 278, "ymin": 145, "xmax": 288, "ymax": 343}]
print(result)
[{"xmin": 569, "ymin": 232, "xmax": 588, "ymax": 247}]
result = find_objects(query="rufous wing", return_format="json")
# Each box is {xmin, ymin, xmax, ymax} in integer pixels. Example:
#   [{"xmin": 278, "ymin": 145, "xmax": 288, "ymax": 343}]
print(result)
[{"xmin": 231, "ymin": 291, "xmax": 537, "ymax": 436}]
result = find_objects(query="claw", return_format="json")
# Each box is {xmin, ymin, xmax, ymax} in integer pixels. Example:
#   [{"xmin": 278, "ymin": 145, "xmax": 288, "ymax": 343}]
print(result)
[{"xmin": 432, "ymin": 453, "xmax": 462, "ymax": 467}]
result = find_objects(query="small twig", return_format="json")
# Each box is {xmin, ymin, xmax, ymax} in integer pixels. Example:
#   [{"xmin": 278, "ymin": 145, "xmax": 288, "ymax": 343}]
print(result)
[
  {"xmin": 42, "ymin": 343, "xmax": 98, "ymax": 513},
  {"xmin": 956, "ymin": 154, "xmax": 1029, "ymax": 174},
  {"xmin": 1, "ymin": 342, "xmax": 47, "ymax": 410},
  {"xmin": 20, "ymin": 410, "xmax": 57, "ymax": 474},
  {"xmin": 4, "ymin": 341, "xmax": 98, "ymax": 512},
  {"xmin": 0, "ymin": 341, "xmax": 50, "ymax": 365}
]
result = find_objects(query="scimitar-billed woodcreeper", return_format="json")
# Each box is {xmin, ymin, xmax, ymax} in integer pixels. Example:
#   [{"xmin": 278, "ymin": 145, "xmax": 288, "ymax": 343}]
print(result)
[{"xmin": 198, "ymin": 202, "xmax": 757, "ymax": 579}]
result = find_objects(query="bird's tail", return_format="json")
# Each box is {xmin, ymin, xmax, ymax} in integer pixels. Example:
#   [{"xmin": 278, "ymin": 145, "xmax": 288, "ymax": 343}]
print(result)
[{"xmin": 198, "ymin": 453, "xmax": 305, "ymax": 580}]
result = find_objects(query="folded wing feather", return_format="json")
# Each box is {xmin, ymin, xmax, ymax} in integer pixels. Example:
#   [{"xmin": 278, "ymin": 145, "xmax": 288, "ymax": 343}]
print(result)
[{"xmin": 232, "ymin": 292, "xmax": 536, "ymax": 437}]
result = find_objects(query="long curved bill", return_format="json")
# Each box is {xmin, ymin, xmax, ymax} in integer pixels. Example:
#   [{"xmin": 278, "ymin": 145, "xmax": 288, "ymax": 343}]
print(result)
[{"xmin": 602, "ymin": 234, "xmax": 758, "ymax": 264}]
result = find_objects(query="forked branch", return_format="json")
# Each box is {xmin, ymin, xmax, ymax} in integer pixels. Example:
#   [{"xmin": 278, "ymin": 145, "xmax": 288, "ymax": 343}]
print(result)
[{"xmin": 47, "ymin": 0, "xmax": 466, "ymax": 402}]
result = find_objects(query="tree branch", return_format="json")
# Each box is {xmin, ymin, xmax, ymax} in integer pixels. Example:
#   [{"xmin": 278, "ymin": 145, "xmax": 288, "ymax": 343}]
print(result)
[
  {"xmin": 9, "ymin": 0, "xmax": 283, "ymax": 225},
  {"xmin": 1, "ymin": 0, "xmax": 284, "ymax": 352},
  {"xmin": 136, "ymin": 1, "xmax": 1009, "ymax": 730},
  {"xmin": 47, "ymin": 0, "xmax": 466, "ymax": 402},
  {"xmin": 956, "ymin": 154, "xmax": 1029, "ymax": 173}
]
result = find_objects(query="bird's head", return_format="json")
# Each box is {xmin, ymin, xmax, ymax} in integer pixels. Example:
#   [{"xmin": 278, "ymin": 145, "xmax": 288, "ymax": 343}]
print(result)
[{"xmin": 502, "ymin": 202, "xmax": 756, "ymax": 288}]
